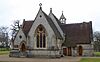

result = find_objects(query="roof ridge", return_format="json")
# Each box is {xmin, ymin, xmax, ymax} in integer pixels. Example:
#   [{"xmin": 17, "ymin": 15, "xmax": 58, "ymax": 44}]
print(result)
[{"xmin": 63, "ymin": 21, "xmax": 90, "ymax": 25}]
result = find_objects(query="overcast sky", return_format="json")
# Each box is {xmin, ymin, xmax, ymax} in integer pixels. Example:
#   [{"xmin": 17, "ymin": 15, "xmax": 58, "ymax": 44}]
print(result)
[{"xmin": 0, "ymin": 0, "xmax": 100, "ymax": 31}]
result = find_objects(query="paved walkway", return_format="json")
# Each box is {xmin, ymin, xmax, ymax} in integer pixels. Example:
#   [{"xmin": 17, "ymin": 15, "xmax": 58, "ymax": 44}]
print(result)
[{"xmin": 0, "ymin": 55, "xmax": 81, "ymax": 62}]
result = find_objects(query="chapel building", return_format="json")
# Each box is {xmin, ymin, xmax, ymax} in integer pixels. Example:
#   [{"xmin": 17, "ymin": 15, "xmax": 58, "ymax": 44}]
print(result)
[{"xmin": 9, "ymin": 4, "xmax": 94, "ymax": 58}]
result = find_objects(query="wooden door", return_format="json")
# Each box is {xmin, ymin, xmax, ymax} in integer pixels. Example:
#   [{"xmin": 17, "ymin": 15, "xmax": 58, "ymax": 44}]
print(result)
[
  {"xmin": 68, "ymin": 47, "xmax": 72, "ymax": 56},
  {"xmin": 20, "ymin": 43, "xmax": 26, "ymax": 52},
  {"xmin": 63, "ymin": 47, "xmax": 72, "ymax": 56},
  {"xmin": 78, "ymin": 46, "xmax": 83, "ymax": 56},
  {"xmin": 63, "ymin": 48, "xmax": 67, "ymax": 56}
]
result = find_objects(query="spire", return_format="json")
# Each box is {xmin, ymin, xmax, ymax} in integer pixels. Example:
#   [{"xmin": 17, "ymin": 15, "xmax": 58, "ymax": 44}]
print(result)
[
  {"xmin": 59, "ymin": 11, "xmax": 66, "ymax": 24},
  {"xmin": 39, "ymin": 3, "xmax": 42, "ymax": 10}
]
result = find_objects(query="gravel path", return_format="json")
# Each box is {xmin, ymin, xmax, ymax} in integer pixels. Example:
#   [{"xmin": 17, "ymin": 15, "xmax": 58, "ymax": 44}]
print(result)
[{"xmin": 0, "ymin": 55, "xmax": 81, "ymax": 62}]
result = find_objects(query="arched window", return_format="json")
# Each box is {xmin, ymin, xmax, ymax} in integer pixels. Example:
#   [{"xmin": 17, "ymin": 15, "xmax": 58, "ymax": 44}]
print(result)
[{"xmin": 36, "ymin": 25, "xmax": 46, "ymax": 48}]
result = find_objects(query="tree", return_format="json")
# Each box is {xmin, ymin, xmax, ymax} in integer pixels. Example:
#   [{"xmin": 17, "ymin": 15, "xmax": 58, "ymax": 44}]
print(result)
[
  {"xmin": 93, "ymin": 31, "xmax": 100, "ymax": 51},
  {"xmin": 10, "ymin": 20, "xmax": 20, "ymax": 48},
  {"xmin": 11, "ymin": 20, "xmax": 20, "ymax": 39},
  {"xmin": 0, "ymin": 26, "xmax": 9, "ymax": 47}
]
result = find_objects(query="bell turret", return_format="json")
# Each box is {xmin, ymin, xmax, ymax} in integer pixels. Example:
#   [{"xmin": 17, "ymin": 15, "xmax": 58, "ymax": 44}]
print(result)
[{"xmin": 59, "ymin": 11, "xmax": 66, "ymax": 24}]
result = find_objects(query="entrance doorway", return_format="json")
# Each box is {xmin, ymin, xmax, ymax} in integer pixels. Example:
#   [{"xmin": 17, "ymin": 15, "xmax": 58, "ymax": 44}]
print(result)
[
  {"xmin": 67, "ymin": 47, "xmax": 72, "ymax": 56},
  {"xmin": 20, "ymin": 43, "xmax": 26, "ymax": 52},
  {"xmin": 63, "ymin": 48, "xmax": 67, "ymax": 55},
  {"xmin": 78, "ymin": 46, "xmax": 83, "ymax": 56},
  {"xmin": 63, "ymin": 47, "xmax": 72, "ymax": 56}
]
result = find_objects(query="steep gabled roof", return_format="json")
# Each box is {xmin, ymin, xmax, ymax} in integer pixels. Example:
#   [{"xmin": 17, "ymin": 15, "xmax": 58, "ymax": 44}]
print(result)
[
  {"xmin": 49, "ymin": 8, "xmax": 62, "ymax": 27},
  {"xmin": 50, "ymin": 13, "xmax": 65, "ymax": 31},
  {"xmin": 42, "ymin": 11, "xmax": 63, "ymax": 39},
  {"xmin": 22, "ymin": 20, "xmax": 34, "ymax": 37},
  {"xmin": 21, "ymin": 7, "xmax": 62, "ymax": 39},
  {"xmin": 13, "ymin": 27, "xmax": 26, "ymax": 42},
  {"xmin": 61, "ymin": 21, "xmax": 93, "ymax": 47},
  {"xmin": 49, "ymin": 9, "xmax": 64, "ymax": 38},
  {"xmin": 51, "ymin": 13, "xmax": 62, "ymax": 26}
]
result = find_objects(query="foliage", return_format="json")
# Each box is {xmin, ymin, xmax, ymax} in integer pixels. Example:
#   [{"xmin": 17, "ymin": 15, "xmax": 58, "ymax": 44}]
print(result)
[
  {"xmin": 0, "ymin": 48, "xmax": 10, "ymax": 51},
  {"xmin": 94, "ymin": 52, "xmax": 100, "ymax": 56},
  {"xmin": 80, "ymin": 58, "xmax": 100, "ymax": 62},
  {"xmin": 0, "ymin": 26, "xmax": 9, "ymax": 47},
  {"xmin": 10, "ymin": 20, "xmax": 20, "ymax": 48},
  {"xmin": 93, "ymin": 31, "xmax": 100, "ymax": 51},
  {"xmin": 11, "ymin": 20, "xmax": 20, "ymax": 39},
  {"xmin": 94, "ymin": 31, "xmax": 100, "ymax": 41}
]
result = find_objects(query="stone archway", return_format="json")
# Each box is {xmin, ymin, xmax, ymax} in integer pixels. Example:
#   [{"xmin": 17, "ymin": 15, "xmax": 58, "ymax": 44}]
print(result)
[
  {"xmin": 20, "ymin": 41, "xmax": 26, "ymax": 52},
  {"xmin": 78, "ymin": 46, "xmax": 83, "ymax": 56}
]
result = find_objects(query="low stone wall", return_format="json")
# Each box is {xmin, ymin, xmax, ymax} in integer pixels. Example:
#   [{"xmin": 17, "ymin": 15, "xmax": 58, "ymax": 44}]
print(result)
[
  {"xmin": 83, "ymin": 49, "xmax": 93, "ymax": 56},
  {"xmin": 9, "ymin": 49, "xmax": 62, "ymax": 58},
  {"xmin": 9, "ymin": 50, "xmax": 20, "ymax": 57},
  {"xmin": 77, "ymin": 44, "xmax": 94, "ymax": 56},
  {"xmin": 72, "ymin": 44, "xmax": 94, "ymax": 56},
  {"xmin": 31, "ymin": 50, "xmax": 61, "ymax": 58}
]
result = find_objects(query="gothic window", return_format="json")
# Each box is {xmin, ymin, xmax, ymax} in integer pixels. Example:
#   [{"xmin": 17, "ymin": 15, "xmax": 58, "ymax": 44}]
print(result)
[
  {"xmin": 36, "ymin": 25, "xmax": 46, "ymax": 48},
  {"xmin": 40, "ymin": 33, "xmax": 42, "ymax": 47},
  {"xmin": 37, "ymin": 34, "xmax": 39, "ymax": 48},
  {"xmin": 43, "ymin": 34, "xmax": 45, "ymax": 48}
]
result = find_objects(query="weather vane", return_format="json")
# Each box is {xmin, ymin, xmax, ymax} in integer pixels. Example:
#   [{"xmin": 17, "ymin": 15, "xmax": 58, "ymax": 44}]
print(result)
[{"xmin": 39, "ymin": 3, "xmax": 42, "ymax": 7}]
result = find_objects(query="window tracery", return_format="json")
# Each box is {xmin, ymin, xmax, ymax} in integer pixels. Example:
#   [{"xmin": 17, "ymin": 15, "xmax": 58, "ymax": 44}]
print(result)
[{"xmin": 36, "ymin": 25, "xmax": 46, "ymax": 48}]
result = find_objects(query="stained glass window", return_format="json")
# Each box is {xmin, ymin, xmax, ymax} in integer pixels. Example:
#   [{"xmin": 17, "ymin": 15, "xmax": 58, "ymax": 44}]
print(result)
[{"xmin": 36, "ymin": 25, "xmax": 46, "ymax": 48}]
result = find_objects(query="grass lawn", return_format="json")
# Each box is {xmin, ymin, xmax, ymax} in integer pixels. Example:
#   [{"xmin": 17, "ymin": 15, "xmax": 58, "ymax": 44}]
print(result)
[
  {"xmin": 0, "ymin": 51, "xmax": 9, "ymax": 55},
  {"xmin": 94, "ymin": 52, "xmax": 100, "ymax": 56},
  {"xmin": 0, "ymin": 48, "xmax": 10, "ymax": 55},
  {"xmin": 80, "ymin": 52, "xmax": 100, "ymax": 62},
  {"xmin": 80, "ymin": 58, "xmax": 100, "ymax": 62}
]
